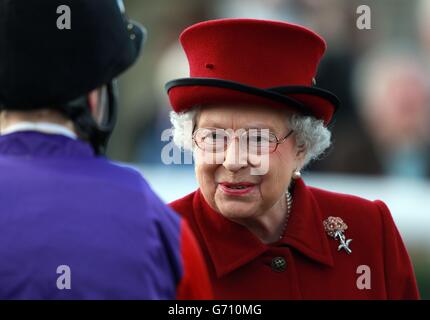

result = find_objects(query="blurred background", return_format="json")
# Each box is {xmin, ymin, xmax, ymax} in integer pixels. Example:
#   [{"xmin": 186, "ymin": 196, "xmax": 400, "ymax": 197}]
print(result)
[{"xmin": 112, "ymin": 0, "xmax": 430, "ymax": 298}]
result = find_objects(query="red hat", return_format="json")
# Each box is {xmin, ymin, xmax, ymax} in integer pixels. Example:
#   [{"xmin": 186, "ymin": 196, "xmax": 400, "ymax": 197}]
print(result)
[{"xmin": 166, "ymin": 18, "xmax": 340, "ymax": 125}]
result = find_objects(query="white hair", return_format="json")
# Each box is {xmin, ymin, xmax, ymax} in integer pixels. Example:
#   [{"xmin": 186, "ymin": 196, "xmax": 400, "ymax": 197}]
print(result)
[{"xmin": 170, "ymin": 106, "xmax": 332, "ymax": 168}]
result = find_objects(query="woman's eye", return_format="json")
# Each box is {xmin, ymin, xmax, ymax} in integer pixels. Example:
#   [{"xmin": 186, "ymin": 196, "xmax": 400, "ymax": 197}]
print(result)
[
  {"xmin": 205, "ymin": 132, "xmax": 225, "ymax": 143},
  {"xmin": 249, "ymin": 134, "xmax": 268, "ymax": 144},
  {"xmin": 253, "ymin": 136, "xmax": 262, "ymax": 143}
]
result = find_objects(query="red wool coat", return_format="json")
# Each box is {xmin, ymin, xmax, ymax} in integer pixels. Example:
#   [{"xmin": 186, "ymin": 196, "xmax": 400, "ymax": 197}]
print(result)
[{"xmin": 170, "ymin": 178, "xmax": 420, "ymax": 299}]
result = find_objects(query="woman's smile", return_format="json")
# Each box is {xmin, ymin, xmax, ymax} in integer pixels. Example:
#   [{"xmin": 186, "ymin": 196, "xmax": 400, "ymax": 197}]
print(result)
[{"xmin": 218, "ymin": 181, "xmax": 258, "ymax": 196}]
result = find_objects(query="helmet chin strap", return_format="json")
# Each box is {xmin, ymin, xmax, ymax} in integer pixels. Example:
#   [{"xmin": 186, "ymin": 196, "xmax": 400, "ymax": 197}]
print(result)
[{"xmin": 60, "ymin": 80, "xmax": 118, "ymax": 155}]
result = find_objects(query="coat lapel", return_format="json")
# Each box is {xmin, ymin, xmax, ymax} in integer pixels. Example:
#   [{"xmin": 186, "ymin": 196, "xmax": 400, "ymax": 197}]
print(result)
[{"xmin": 191, "ymin": 178, "xmax": 334, "ymax": 278}]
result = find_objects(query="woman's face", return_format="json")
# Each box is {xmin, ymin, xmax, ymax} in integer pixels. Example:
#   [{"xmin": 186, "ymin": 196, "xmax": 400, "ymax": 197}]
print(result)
[{"xmin": 194, "ymin": 104, "xmax": 305, "ymax": 222}]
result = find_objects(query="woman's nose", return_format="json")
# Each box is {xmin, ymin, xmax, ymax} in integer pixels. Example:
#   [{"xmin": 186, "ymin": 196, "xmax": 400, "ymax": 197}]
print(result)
[{"xmin": 222, "ymin": 137, "xmax": 248, "ymax": 172}]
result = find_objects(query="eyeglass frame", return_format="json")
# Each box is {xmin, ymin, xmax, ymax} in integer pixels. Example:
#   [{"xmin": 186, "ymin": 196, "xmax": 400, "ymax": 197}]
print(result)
[{"xmin": 192, "ymin": 126, "xmax": 295, "ymax": 154}]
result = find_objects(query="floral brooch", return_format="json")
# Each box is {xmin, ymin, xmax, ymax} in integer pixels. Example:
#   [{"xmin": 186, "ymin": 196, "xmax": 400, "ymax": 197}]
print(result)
[{"xmin": 323, "ymin": 216, "xmax": 352, "ymax": 254}]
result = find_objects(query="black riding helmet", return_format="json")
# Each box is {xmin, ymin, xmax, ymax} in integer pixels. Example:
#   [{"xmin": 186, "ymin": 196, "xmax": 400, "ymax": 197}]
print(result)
[{"xmin": 0, "ymin": 0, "xmax": 146, "ymax": 154}]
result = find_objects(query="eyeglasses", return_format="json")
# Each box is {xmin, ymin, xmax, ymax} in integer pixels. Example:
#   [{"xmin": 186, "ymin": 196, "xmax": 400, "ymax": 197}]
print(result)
[{"xmin": 192, "ymin": 127, "xmax": 294, "ymax": 155}]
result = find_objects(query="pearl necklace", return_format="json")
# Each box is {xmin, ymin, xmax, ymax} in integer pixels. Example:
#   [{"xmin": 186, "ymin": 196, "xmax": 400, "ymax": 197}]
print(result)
[{"xmin": 279, "ymin": 191, "xmax": 293, "ymax": 240}]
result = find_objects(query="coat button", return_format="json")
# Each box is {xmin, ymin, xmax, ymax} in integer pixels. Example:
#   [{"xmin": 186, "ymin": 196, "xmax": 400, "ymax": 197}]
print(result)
[{"xmin": 271, "ymin": 256, "xmax": 286, "ymax": 272}]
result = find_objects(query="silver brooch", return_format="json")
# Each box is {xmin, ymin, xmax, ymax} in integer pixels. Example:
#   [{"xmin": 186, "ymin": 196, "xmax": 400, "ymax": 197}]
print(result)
[{"xmin": 323, "ymin": 216, "xmax": 352, "ymax": 254}]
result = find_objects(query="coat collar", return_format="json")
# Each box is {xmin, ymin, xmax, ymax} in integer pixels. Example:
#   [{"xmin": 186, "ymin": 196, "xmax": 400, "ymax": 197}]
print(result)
[
  {"xmin": 1, "ymin": 122, "xmax": 78, "ymax": 140},
  {"xmin": 192, "ymin": 178, "xmax": 334, "ymax": 278}
]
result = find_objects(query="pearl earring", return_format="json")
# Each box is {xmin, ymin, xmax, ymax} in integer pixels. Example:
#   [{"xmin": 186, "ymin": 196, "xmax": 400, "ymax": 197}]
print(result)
[{"xmin": 292, "ymin": 169, "xmax": 301, "ymax": 180}]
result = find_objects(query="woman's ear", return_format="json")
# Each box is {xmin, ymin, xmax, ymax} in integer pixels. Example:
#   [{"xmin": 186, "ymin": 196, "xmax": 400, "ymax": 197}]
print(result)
[
  {"xmin": 0, "ymin": 111, "xmax": 6, "ymax": 132},
  {"xmin": 295, "ymin": 143, "xmax": 306, "ymax": 165},
  {"xmin": 87, "ymin": 89, "xmax": 99, "ymax": 118}
]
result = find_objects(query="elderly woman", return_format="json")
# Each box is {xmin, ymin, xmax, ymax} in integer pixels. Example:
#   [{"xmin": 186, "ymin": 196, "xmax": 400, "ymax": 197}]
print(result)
[{"xmin": 165, "ymin": 19, "xmax": 419, "ymax": 299}]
